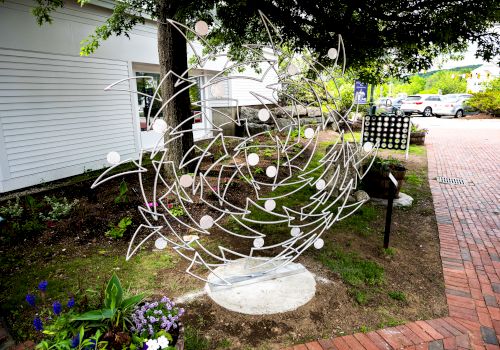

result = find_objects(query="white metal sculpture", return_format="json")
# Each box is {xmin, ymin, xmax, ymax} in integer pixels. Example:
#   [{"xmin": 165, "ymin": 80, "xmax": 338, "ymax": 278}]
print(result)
[{"xmin": 92, "ymin": 12, "xmax": 378, "ymax": 287}]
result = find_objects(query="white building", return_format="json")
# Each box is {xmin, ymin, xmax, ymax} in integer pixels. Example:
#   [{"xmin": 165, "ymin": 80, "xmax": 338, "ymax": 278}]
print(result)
[
  {"xmin": 466, "ymin": 64, "xmax": 500, "ymax": 93},
  {"xmin": 0, "ymin": 0, "xmax": 277, "ymax": 193}
]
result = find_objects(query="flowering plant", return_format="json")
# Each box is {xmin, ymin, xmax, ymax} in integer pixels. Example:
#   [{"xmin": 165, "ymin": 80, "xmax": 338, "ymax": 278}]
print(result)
[
  {"xmin": 24, "ymin": 276, "xmax": 185, "ymax": 350},
  {"xmin": 29, "ymin": 274, "xmax": 146, "ymax": 349},
  {"xmin": 24, "ymin": 280, "xmax": 108, "ymax": 350},
  {"xmin": 410, "ymin": 123, "xmax": 429, "ymax": 134},
  {"xmin": 130, "ymin": 297, "xmax": 184, "ymax": 350},
  {"xmin": 24, "ymin": 280, "xmax": 76, "ymax": 333}
]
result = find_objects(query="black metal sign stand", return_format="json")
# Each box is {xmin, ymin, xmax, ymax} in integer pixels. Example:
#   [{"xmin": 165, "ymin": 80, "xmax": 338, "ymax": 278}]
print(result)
[{"xmin": 383, "ymin": 172, "xmax": 399, "ymax": 249}]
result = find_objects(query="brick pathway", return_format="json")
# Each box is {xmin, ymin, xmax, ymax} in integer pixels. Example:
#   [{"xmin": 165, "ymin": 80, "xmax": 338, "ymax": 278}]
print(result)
[{"xmin": 285, "ymin": 118, "xmax": 500, "ymax": 350}]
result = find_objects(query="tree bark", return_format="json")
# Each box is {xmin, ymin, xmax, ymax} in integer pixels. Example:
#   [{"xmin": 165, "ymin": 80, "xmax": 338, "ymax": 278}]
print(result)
[{"xmin": 157, "ymin": 2, "xmax": 193, "ymax": 177}]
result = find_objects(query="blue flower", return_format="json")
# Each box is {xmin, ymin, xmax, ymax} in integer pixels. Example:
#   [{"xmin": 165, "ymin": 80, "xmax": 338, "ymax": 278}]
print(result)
[
  {"xmin": 25, "ymin": 294, "xmax": 36, "ymax": 307},
  {"xmin": 52, "ymin": 301, "xmax": 62, "ymax": 315},
  {"xmin": 67, "ymin": 297, "xmax": 75, "ymax": 308},
  {"xmin": 70, "ymin": 333, "xmax": 80, "ymax": 348},
  {"xmin": 38, "ymin": 280, "xmax": 48, "ymax": 292},
  {"xmin": 33, "ymin": 317, "xmax": 43, "ymax": 331}
]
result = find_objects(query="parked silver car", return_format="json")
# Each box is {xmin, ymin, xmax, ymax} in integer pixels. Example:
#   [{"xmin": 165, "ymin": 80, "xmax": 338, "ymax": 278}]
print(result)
[
  {"xmin": 434, "ymin": 94, "xmax": 473, "ymax": 118},
  {"xmin": 374, "ymin": 97, "xmax": 405, "ymax": 114},
  {"xmin": 400, "ymin": 94, "xmax": 443, "ymax": 117}
]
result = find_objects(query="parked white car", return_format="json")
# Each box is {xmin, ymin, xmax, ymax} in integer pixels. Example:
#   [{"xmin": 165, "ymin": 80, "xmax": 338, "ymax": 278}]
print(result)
[
  {"xmin": 400, "ymin": 94, "xmax": 443, "ymax": 117},
  {"xmin": 434, "ymin": 94, "xmax": 473, "ymax": 118}
]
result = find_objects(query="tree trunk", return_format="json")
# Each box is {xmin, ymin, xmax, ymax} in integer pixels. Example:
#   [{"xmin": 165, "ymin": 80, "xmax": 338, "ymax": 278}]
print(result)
[{"xmin": 157, "ymin": 3, "xmax": 193, "ymax": 177}]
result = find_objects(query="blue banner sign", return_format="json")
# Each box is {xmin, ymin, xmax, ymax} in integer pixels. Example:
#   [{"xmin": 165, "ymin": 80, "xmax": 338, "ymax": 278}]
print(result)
[{"xmin": 354, "ymin": 81, "xmax": 368, "ymax": 104}]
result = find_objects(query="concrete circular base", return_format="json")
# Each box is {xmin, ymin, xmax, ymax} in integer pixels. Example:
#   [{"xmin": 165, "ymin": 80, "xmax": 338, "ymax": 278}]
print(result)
[{"xmin": 205, "ymin": 258, "xmax": 316, "ymax": 315}]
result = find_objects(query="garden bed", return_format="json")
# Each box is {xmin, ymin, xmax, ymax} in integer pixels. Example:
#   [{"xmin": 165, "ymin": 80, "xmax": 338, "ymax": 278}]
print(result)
[{"xmin": 0, "ymin": 132, "xmax": 446, "ymax": 349}]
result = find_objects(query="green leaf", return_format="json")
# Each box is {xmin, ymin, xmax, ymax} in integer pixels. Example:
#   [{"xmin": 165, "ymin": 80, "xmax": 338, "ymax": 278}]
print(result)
[
  {"xmin": 118, "ymin": 217, "xmax": 132, "ymax": 229},
  {"xmin": 119, "ymin": 181, "xmax": 128, "ymax": 195},
  {"xmin": 35, "ymin": 340, "xmax": 49, "ymax": 350},
  {"xmin": 104, "ymin": 273, "xmax": 123, "ymax": 309},
  {"xmin": 71, "ymin": 309, "xmax": 114, "ymax": 321},
  {"xmin": 131, "ymin": 335, "xmax": 143, "ymax": 343},
  {"xmin": 79, "ymin": 326, "xmax": 85, "ymax": 346},
  {"xmin": 121, "ymin": 293, "xmax": 145, "ymax": 310},
  {"xmin": 155, "ymin": 330, "xmax": 173, "ymax": 342}
]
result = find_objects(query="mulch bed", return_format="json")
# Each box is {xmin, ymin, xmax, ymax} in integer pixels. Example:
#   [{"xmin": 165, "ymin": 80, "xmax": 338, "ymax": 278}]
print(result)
[{"xmin": 0, "ymin": 133, "xmax": 447, "ymax": 349}]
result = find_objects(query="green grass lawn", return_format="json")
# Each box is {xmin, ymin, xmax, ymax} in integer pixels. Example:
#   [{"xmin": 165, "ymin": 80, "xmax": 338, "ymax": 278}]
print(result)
[{"xmin": 0, "ymin": 133, "xmax": 440, "ymax": 349}]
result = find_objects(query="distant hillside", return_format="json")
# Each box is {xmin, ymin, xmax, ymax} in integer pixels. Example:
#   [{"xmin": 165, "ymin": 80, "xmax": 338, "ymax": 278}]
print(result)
[{"xmin": 418, "ymin": 64, "xmax": 482, "ymax": 78}]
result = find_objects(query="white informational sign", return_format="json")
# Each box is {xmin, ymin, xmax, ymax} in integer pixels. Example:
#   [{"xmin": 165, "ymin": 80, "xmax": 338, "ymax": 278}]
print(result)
[{"xmin": 388, "ymin": 173, "xmax": 398, "ymax": 187}]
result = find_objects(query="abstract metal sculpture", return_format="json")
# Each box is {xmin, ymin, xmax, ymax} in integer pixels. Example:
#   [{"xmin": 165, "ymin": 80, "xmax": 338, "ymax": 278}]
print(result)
[{"xmin": 92, "ymin": 12, "xmax": 378, "ymax": 288}]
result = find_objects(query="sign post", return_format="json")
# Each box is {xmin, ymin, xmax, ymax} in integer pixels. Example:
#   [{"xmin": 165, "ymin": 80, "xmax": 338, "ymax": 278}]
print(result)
[{"xmin": 383, "ymin": 172, "xmax": 399, "ymax": 249}]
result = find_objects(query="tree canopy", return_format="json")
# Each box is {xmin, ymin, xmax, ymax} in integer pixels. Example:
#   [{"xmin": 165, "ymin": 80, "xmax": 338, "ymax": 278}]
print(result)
[
  {"xmin": 28, "ymin": 0, "xmax": 500, "ymax": 165},
  {"xmin": 32, "ymin": 0, "xmax": 500, "ymax": 83}
]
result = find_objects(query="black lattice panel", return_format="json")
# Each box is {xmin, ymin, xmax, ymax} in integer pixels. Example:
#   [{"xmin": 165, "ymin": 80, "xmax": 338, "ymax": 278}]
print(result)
[{"xmin": 361, "ymin": 115, "xmax": 411, "ymax": 150}]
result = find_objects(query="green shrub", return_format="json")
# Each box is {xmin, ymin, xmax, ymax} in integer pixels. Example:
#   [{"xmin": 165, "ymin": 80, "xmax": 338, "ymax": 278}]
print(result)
[
  {"xmin": 106, "ymin": 217, "xmax": 132, "ymax": 239},
  {"xmin": 168, "ymin": 205, "xmax": 185, "ymax": 217},
  {"xmin": 40, "ymin": 196, "xmax": 78, "ymax": 221},
  {"xmin": 381, "ymin": 247, "xmax": 396, "ymax": 257},
  {"xmin": 466, "ymin": 91, "xmax": 500, "ymax": 116},
  {"xmin": 358, "ymin": 325, "xmax": 370, "ymax": 333},
  {"xmin": 253, "ymin": 167, "xmax": 264, "ymax": 175},
  {"xmin": 184, "ymin": 326, "xmax": 210, "ymax": 350},
  {"xmin": 262, "ymin": 148, "xmax": 274, "ymax": 158},
  {"xmin": 466, "ymin": 77, "xmax": 500, "ymax": 116},
  {"xmin": 114, "ymin": 180, "xmax": 129, "ymax": 204},
  {"xmin": 0, "ymin": 197, "xmax": 23, "ymax": 218},
  {"xmin": 369, "ymin": 156, "xmax": 405, "ymax": 173},
  {"xmin": 388, "ymin": 291, "xmax": 407, "ymax": 302},
  {"xmin": 354, "ymin": 290, "xmax": 368, "ymax": 305},
  {"xmin": 410, "ymin": 123, "xmax": 428, "ymax": 133}
]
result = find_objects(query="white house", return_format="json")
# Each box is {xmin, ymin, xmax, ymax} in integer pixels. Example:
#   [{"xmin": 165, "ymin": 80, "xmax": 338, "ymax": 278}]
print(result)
[
  {"xmin": 0, "ymin": 0, "xmax": 277, "ymax": 193},
  {"xmin": 466, "ymin": 64, "xmax": 500, "ymax": 93}
]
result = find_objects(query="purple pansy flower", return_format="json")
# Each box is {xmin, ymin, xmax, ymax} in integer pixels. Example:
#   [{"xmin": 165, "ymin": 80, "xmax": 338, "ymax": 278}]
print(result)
[{"xmin": 130, "ymin": 296, "xmax": 184, "ymax": 338}]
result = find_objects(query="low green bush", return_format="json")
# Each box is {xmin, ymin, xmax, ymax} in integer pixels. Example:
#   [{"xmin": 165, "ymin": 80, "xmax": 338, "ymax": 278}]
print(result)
[
  {"xmin": 105, "ymin": 217, "xmax": 133, "ymax": 239},
  {"xmin": 466, "ymin": 91, "xmax": 500, "ymax": 116},
  {"xmin": 466, "ymin": 77, "xmax": 500, "ymax": 117}
]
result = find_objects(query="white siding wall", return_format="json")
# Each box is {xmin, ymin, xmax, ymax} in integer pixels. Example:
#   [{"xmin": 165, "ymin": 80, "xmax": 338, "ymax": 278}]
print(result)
[
  {"xmin": 190, "ymin": 41, "xmax": 278, "ymax": 106},
  {"xmin": 229, "ymin": 63, "xmax": 279, "ymax": 106},
  {"xmin": 0, "ymin": 48, "xmax": 137, "ymax": 192},
  {"xmin": 0, "ymin": 0, "xmax": 159, "ymax": 64},
  {"xmin": 0, "ymin": 0, "xmax": 160, "ymax": 193}
]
